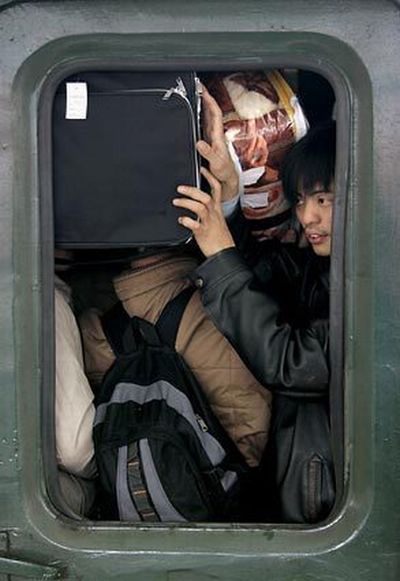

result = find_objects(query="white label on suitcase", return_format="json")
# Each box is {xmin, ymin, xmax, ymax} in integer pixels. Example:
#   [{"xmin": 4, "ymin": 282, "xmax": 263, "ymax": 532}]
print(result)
[{"xmin": 65, "ymin": 82, "xmax": 88, "ymax": 120}]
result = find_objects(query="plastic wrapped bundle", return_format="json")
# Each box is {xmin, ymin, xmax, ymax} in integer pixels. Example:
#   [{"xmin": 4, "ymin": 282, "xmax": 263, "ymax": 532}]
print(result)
[{"xmin": 206, "ymin": 71, "xmax": 308, "ymax": 241}]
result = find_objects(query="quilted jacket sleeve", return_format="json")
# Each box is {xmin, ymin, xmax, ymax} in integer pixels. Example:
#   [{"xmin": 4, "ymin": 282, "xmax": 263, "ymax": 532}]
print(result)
[
  {"xmin": 55, "ymin": 288, "xmax": 96, "ymax": 478},
  {"xmin": 191, "ymin": 248, "xmax": 329, "ymax": 396}
]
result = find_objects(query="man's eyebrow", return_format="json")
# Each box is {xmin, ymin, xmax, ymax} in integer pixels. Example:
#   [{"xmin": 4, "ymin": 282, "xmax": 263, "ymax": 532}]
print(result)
[{"xmin": 296, "ymin": 188, "xmax": 334, "ymax": 198}]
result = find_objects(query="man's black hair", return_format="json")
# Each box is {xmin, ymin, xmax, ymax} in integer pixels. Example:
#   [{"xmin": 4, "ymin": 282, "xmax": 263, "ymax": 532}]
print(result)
[{"xmin": 280, "ymin": 120, "xmax": 336, "ymax": 205}]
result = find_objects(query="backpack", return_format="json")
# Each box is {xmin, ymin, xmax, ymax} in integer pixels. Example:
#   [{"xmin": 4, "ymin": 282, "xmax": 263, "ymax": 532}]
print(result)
[{"xmin": 93, "ymin": 287, "xmax": 248, "ymax": 522}]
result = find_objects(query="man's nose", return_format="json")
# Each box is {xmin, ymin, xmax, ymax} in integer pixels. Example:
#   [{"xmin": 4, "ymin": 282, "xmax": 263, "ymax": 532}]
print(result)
[{"xmin": 300, "ymin": 199, "xmax": 320, "ymax": 227}]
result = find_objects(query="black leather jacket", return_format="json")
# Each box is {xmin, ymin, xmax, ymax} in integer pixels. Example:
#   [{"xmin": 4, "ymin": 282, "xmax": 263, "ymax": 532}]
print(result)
[
  {"xmin": 191, "ymin": 243, "xmax": 335, "ymax": 523},
  {"xmin": 191, "ymin": 245, "xmax": 330, "ymax": 397}
]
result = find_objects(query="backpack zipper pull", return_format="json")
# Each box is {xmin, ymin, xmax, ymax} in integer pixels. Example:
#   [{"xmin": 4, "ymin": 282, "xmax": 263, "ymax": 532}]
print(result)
[{"xmin": 195, "ymin": 414, "xmax": 209, "ymax": 432}]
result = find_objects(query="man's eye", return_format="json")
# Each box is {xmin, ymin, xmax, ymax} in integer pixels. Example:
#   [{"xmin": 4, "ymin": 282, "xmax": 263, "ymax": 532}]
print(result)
[
  {"xmin": 296, "ymin": 197, "xmax": 304, "ymax": 206},
  {"xmin": 317, "ymin": 194, "xmax": 333, "ymax": 206}
]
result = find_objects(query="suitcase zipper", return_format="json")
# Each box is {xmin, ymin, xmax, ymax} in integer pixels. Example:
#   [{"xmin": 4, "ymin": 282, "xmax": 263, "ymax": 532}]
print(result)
[
  {"xmin": 162, "ymin": 77, "xmax": 201, "ymax": 190},
  {"xmin": 163, "ymin": 76, "xmax": 202, "ymax": 133},
  {"xmin": 84, "ymin": 78, "xmax": 201, "ymax": 190},
  {"xmin": 68, "ymin": 77, "xmax": 201, "ymax": 142},
  {"xmin": 194, "ymin": 75, "xmax": 203, "ymax": 136},
  {"xmin": 82, "ymin": 79, "xmax": 197, "ymax": 127},
  {"xmin": 163, "ymin": 76, "xmax": 188, "ymax": 100}
]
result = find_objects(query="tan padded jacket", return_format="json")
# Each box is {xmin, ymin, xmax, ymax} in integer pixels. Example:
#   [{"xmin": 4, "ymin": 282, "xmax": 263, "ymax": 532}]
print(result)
[{"xmin": 80, "ymin": 251, "xmax": 271, "ymax": 467}]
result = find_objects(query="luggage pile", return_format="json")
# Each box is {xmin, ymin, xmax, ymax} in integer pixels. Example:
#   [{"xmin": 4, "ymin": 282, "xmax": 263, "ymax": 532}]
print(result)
[{"xmin": 205, "ymin": 70, "xmax": 308, "ymax": 242}]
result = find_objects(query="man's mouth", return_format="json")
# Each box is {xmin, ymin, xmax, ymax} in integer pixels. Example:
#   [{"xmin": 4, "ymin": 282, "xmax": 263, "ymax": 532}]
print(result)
[{"xmin": 305, "ymin": 232, "xmax": 329, "ymax": 245}]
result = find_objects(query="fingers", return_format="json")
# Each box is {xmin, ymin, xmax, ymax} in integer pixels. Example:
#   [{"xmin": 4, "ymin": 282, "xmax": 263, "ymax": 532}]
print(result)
[
  {"xmin": 202, "ymin": 90, "xmax": 223, "ymax": 125},
  {"xmin": 173, "ymin": 171, "xmax": 222, "ymax": 228},
  {"xmin": 196, "ymin": 140, "xmax": 227, "ymax": 176},
  {"xmin": 201, "ymin": 85, "xmax": 225, "ymax": 142},
  {"xmin": 200, "ymin": 167, "xmax": 222, "ymax": 204},
  {"xmin": 175, "ymin": 168, "xmax": 221, "ymax": 205},
  {"xmin": 196, "ymin": 139, "xmax": 213, "ymax": 161},
  {"xmin": 173, "ymin": 195, "xmax": 210, "ymax": 221},
  {"xmin": 176, "ymin": 182, "xmax": 212, "ymax": 205},
  {"xmin": 201, "ymin": 84, "xmax": 221, "ymax": 116},
  {"xmin": 177, "ymin": 215, "xmax": 201, "ymax": 232}
]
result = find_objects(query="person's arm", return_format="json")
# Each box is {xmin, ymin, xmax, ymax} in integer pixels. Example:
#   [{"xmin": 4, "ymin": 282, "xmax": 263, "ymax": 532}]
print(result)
[
  {"xmin": 55, "ymin": 288, "xmax": 96, "ymax": 478},
  {"xmin": 173, "ymin": 172, "xmax": 329, "ymax": 395},
  {"xmin": 197, "ymin": 85, "xmax": 240, "ymax": 204},
  {"xmin": 195, "ymin": 84, "xmax": 256, "ymax": 251},
  {"xmin": 191, "ymin": 247, "xmax": 329, "ymax": 395}
]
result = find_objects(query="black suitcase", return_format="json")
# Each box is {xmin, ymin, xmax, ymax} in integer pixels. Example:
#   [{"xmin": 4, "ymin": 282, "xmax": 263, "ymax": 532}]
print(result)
[{"xmin": 52, "ymin": 71, "xmax": 201, "ymax": 248}]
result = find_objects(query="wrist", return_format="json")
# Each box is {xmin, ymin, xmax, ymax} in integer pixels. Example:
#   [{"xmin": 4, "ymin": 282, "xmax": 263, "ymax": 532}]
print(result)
[{"xmin": 204, "ymin": 240, "xmax": 235, "ymax": 259}]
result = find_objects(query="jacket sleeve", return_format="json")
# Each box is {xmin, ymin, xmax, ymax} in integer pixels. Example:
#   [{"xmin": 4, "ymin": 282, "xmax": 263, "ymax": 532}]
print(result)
[
  {"xmin": 55, "ymin": 289, "xmax": 96, "ymax": 478},
  {"xmin": 191, "ymin": 248, "xmax": 329, "ymax": 396}
]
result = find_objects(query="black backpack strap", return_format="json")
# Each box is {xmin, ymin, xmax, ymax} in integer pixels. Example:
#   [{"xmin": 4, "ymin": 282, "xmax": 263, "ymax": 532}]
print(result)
[
  {"xmin": 101, "ymin": 302, "xmax": 136, "ymax": 356},
  {"xmin": 101, "ymin": 285, "xmax": 195, "ymax": 355},
  {"xmin": 155, "ymin": 285, "xmax": 195, "ymax": 348}
]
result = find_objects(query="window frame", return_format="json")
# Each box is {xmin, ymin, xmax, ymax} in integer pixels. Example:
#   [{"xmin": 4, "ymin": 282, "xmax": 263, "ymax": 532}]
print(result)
[{"xmin": 14, "ymin": 30, "xmax": 373, "ymax": 554}]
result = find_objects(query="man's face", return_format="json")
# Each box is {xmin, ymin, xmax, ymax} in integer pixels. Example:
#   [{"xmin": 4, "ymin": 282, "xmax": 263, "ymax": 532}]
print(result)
[{"xmin": 295, "ymin": 185, "xmax": 334, "ymax": 257}]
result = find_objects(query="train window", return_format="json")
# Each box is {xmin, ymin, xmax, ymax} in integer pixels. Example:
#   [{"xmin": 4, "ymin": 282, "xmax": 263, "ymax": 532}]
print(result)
[
  {"xmin": 41, "ymin": 64, "xmax": 343, "ymax": 528},
  {"xmin": 30, "ymin": 29, "xmax": 360, "ymax": 558}
]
